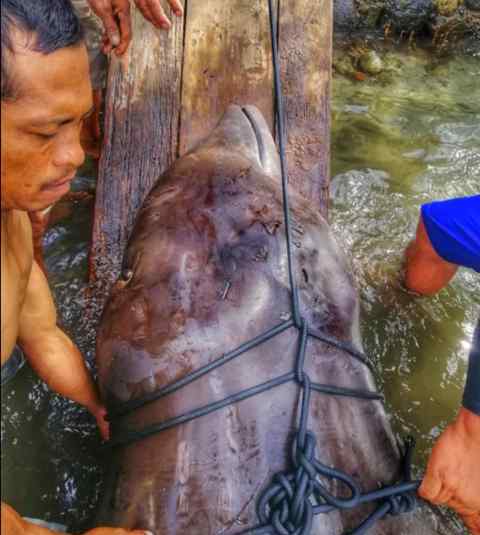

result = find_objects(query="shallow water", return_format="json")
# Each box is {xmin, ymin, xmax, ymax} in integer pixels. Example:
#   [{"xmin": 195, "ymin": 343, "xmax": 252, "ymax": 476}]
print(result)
[
  {"xmin": 331, "ymin": 47, "xmax": 480, "ymax": 464},
  {"xmin": 1, "ymin": 47, "xmax": 479, "ymax": 532}
]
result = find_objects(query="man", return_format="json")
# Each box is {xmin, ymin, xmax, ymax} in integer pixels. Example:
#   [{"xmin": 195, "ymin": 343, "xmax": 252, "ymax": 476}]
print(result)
[
  {"xmin": 405, "ymin": 194, "xmax": 480, "ymax": 534},
  {"xmin": 0, "ymin": 0, "xmax": 174, "ymax": 533},
  {"xmin": 27, "ymin": 0, "xmax": 184, "ymax": 269}
]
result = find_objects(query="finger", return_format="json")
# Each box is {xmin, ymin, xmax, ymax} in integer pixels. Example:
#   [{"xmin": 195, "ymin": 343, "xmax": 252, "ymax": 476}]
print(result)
[
  {"xmin": 94, "ymin": 409, "xmax": 110, "ymax": 441},
  {"xmin": 97, "ymin": 7, "xmax": 121, "ymax": 48},
  {"xmin": 101, "ymin": 34, "xmax": 113, "ymax": 54},
  {"xmin": 431, "ymin": 484, "xmax": 454, "ymax": 505},
  {"xmin": 418, "ymin": 473, "xmax": 444, "ymax": 503},
  {"xmin": 463, "ymin": 512, "xmax": 480, "ymax": 535},
  {"xmin": 135, "ymin": 0, "xmax": 158, "ymax": 27},
  {"xmin": 113, "ymin": 3, "xmax": 132, "ymax": 56},
  {"xmin": 446, "ymin": 496, "xmax": 478, "ymax": 517},
  {"xmin": 144, "ymin": 0, "xmax": 172, "ymax": 29},
  {"xmin": 99, "ymin": 419, "xmax": 110, "ymax": 441},
  {"xmin": 167, "ymin": 0, "xmax": 184, "ymax": 16}
]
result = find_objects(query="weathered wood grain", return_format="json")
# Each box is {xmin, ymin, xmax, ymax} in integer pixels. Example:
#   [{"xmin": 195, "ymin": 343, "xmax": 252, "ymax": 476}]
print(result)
[
  {"xmin": 90, "ymin": 3, "xmax": 184, "ymax": 286},
  {"xmin": 279, "ymin": 0, "xmax": 332, "ymax": 218},
  {"xmin": 179, "ymin": 0, "xmax": 278, "ymax": 155},
  {"xmin": 91, "ymin": 0, "xmax": 332, "ymax": 287}
]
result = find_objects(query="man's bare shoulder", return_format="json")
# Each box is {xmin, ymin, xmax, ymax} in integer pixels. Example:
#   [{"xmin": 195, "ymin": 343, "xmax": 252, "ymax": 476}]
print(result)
[
  {"xmin": 3, "ymin": 210, "xmax": 33, "ymax": 243},
  {"xmin": 1, "ymin": 210, "xmax": 34, "ymax": 363},
  {"xmin": 1, "ymin": 210, "xmax": 33, "ymax": 265}
]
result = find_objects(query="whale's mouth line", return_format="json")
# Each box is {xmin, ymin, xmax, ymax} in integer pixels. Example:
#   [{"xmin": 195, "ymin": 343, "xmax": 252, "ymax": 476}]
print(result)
[{"xmin": 241, "ymin": 107, "xmax": 267, "ymax": 170}]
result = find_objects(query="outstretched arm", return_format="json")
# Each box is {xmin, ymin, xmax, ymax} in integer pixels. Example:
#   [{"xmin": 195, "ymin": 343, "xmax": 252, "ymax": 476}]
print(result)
[
  {"xmin": 419, "ymin": 408, "xmax": 480, "ymax": 534},
  {"xmin": 419, "ymin": 322, "xmax": 480, "ymax": 533},
  {"xmin": 404, "ymin": 216, "xmax": 458, "ymax": 295},
  {"xmin": 2, "ymin": 502, "xmax": 153, "ymax": 535},
  {"xmin": 17, "ymin": 261, "xmax": 109, "ymax": 440}
]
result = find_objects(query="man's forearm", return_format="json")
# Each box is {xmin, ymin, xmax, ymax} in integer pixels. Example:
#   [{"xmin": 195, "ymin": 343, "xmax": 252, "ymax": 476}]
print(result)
[
  {"xmin": 463, "ymin": 318, "xmax": 480, "ymax": 416},
  {"xmin": 2, "ymin": 503, "xmax": 69, "ymax": 535},
  {"xmin": 18, "ymin": 326, "xmax": 102, "ymax": 413}
]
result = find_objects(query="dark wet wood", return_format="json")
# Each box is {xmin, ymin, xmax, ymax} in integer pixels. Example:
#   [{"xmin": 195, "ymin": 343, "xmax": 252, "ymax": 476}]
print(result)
[
  {"xmin": 279, "ymin": 0, "xmax": 332, "ymax": 218},
  {"xmin": 90, "ymin": 6, "xmax": 184, "ymax": 286},
  {"xmin": 179, "ymin": 0, "xmax": 277, "ymax": 155}
]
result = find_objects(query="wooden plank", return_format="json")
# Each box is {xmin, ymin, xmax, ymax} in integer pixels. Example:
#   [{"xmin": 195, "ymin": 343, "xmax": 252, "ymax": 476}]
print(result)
[
  {"xmin": 91, "ymin": 0, "xmax": 332, "ymax": 288},
  {"xmin": 90, "ymin": 4, "xmax": 184, "ymax": 286},
  {"xmin": 179, "ymin": 0, "xmax": 278, "ymax": 155},
  {"xmin": 279, "ymin": 0, "xmax": 332, "ymax": 219}
]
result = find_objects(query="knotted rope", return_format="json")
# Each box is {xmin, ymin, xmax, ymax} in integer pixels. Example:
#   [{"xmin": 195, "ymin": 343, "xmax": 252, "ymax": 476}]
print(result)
[{"xmin": 105, "ymin": 1, "xmax": 422, "ymax": 533}]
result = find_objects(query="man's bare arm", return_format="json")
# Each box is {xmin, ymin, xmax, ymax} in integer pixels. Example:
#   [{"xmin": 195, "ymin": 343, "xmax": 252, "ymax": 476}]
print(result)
[
  {"xmin": 2, "ymin": 502, "xmax": 153, "ymax": 535},
  {"xmin": 2, "ymin": 503, "xmax": 57, "ymax": 535},
  {"xmin": 17, "ymin": 261, "xmax": 108, "ymax": 439},
  {"xmin": 404, "ymin": 217, "xmax": 458, "ymax": 295}
]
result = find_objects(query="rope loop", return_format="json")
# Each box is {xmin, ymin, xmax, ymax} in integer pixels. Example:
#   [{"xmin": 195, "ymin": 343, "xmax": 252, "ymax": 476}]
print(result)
[{"xmin": 257, "ymin": 431, "xmax": 365, "ymax": 534}]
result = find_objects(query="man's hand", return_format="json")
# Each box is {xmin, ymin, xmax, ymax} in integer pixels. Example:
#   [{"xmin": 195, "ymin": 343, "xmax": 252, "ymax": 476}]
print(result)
[
  {"xmin": 87, "ymin": 0, "xmax": 131, "ymax": 55},
  {"xmin": 87, "ymin": 0, "xmax": 183, "ymax": 56},
  {"xmin": 134, "ymin": 0, "xmax": 183, "ymax": 30},
  {"xmin": 419, "ymin": 408, "xmax": 480, "ymax": 534}
]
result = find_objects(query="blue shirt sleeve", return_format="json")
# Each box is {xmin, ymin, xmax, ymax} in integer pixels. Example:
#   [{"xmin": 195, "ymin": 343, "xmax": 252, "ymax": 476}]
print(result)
[
  {"xmin": 421, "ymin": 196, "xmax": 480, "ymax": 415},
  {"xmin": 421, "ymin": 195, "xmax": 480, "ymax": 273}
]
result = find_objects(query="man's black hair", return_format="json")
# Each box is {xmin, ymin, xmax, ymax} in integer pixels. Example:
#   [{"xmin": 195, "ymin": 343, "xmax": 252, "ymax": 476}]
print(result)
[{"xmin": 1, "ymin": 0, "xmax": 84, "ymax": 100}]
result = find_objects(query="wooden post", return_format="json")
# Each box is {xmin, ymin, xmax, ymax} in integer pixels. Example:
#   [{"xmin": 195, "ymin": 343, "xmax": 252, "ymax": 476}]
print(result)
[
  {"xmin": 179, "ymin": 0, "xmax": 278, "ymax": 155},
  {"xmin": 90, "ymin": 4, "xmax": 184, "ymax": 286},
  {"xmin": 279, "ymin": 0, "xmax": 332, "ymax": 219}
]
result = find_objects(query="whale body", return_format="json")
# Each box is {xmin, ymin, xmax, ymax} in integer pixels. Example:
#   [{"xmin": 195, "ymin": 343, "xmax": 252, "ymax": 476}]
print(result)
[{"xmin": 95, "ymin": 106, "xmax": 450, "ymax": 534}]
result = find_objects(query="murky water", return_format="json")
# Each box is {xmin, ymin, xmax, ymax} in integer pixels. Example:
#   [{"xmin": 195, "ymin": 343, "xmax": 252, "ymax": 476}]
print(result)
[
  {"xmin": 331, "ymin": 46, "xmax": 480, "ymax": 464},
  {"xmin": 1, "ymin": 47, "xmax": 479, "ymax": 532}
]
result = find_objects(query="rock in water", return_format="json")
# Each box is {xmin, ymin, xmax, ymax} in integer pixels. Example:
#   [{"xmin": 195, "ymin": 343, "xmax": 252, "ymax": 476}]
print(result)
[
  {"xmin": 465, "ymin": 0, "xmax": 480, "ymax": 10},
  {"xmin": 385, "ymin": 0, "xmax": 434, "ymax": 32},
  {"xmin": 359, "ymin": 50, "xmax": 384, "ymax": 74}
]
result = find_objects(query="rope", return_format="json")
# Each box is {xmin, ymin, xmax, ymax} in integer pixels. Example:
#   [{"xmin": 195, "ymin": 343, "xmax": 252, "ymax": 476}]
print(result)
[{"xmin": 104, "ymin": 1, "xmax": 422, "ymax": 533}]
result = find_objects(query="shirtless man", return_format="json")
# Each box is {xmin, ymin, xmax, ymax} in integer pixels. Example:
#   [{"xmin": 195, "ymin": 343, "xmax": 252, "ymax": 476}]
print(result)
[
  {"xmin": 0, "ymin": 1, "xmax": 154, "ymax": 533},
  {"xmin": 405, "ymin": 195, "xmax": 480, "ymax": 533}
]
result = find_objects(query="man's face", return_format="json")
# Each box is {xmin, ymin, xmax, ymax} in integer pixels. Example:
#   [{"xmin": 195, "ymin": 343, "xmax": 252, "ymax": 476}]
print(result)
[{"xmin": 1, "ymin": 38, "xmax": 93, "ymax": 212}]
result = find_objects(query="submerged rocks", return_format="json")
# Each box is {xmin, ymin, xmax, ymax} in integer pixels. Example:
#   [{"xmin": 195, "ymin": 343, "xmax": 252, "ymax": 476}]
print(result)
[
  {"xmin": 333, "ymin": 55, "xmax": 357, "ymax": 77},
  {"xmin": 333, "ymin": 46, "xmax": 385, "ymax": 78},
  {"xmin": 384, "ymin": 0, "xmax": 434, "ymax": 32},
  {"xmin": 334, "ymin": 0, "xmax": 358, "ymax": 31},
  {"xmin": 465, "ymin": 0, "xmax": 480, "ymax": 10},
  {"xmin": 333, "ymin": 0, "xmax": 479, "ymax": 53},
  {"xmin": 434, "ymin": 0, "xmax": 459, "ymax": 16},
  {"xmin": 359, "ymin": 50, "xmax": 384, "ymax": 74}
]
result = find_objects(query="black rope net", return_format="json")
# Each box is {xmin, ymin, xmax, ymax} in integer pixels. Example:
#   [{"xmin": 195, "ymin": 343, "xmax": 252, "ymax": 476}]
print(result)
[{"xmin": 105, "ymin": 2, "xmax": 422, "ymax": 533}]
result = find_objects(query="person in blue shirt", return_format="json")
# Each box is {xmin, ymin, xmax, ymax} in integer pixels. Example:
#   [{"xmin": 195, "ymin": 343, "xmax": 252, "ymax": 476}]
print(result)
[{"xmin": 405, "ymin": 194, "xmax": 480, "ymax": 534}]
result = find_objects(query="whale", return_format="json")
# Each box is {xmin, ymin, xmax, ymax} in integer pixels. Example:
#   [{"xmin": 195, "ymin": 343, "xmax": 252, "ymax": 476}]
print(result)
[{"xmin": 95, "ymin": 105, "xmax": 454, "ymax": 534}]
